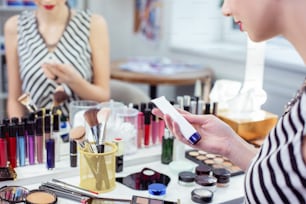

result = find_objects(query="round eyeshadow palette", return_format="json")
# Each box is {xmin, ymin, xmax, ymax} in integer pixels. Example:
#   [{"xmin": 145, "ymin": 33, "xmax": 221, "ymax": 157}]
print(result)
[{"xmin": 185, "ymin": 150, "xmax": 244, "ymax": 177}]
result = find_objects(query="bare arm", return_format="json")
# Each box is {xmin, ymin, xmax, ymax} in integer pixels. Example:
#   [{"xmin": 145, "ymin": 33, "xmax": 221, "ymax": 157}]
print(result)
[
  {"xmin": 4, "ymin": 16, "xmax": 26, "ymax": 118},
  {"xmin": 68, "ymin": 14, "xmax": 110, "ymax": 101}
]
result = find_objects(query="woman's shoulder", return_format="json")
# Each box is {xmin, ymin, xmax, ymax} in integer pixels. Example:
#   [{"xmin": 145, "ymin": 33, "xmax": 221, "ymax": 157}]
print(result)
[{"xmin": 4, "ymin": 15, "xmax": 18, "ymax": 35}]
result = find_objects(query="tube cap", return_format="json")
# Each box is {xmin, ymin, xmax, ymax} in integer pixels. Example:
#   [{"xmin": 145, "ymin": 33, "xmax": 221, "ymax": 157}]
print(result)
[{"xmin": 148, "ymin": 183, "xmax": 166, "ymax": 196}]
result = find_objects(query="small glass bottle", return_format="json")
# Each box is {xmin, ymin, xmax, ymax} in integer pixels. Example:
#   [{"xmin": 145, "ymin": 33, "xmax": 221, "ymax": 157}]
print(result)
[{"xmin": 161, "ymin": 128, "xmax": 173, "ymax": 164}]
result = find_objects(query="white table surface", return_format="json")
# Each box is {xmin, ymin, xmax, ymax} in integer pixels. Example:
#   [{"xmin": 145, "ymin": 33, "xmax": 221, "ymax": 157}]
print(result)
[{"xmin": 1, "ymin": 145, "xmax": 245, "ymax": 204}]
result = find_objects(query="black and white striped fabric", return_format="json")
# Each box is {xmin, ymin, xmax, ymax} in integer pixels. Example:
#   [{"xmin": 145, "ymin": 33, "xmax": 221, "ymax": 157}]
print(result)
[
  {"xmin": 245, "ymin": 79, "xmax": 306, "ymax": 204},
  {"xmin": 17, "ymin": 10, "xmax": 93, "ymax": 116}
]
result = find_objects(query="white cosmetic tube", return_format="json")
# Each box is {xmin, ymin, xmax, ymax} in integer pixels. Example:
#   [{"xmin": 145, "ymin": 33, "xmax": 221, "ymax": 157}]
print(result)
[{"xmin": 151, "ymin": 96, "xmax": 201, "ymax": 145}]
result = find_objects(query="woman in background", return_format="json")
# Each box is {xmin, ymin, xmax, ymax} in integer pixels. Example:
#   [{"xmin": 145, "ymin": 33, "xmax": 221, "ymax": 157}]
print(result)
[
  {"xmin": 153, "ymin": 0, "xmax": 306, "ymax": 203},
  {"xmin": 4, "ymin": 0, "xmax": 110, "ymax": 118}
]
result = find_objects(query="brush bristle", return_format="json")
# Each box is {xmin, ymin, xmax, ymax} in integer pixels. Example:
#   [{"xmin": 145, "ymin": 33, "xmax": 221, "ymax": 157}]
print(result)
[
  {"xmin": 84, "ymin": 108, "xmax": 100, "ymax": 127},
  {"xmin": 53, "ymin": 91, "xmax": 69, "ymax": 106},
  {"xmin": 97, "ymin": 107, "xmax": 111, "ymax": 124},
  {"xmin": 18, "ymin": 93, "xmax": 31, "ymax": 105},
  {"xmin": 69, "ymin": 126, "xmax": 86, "ymax": 141}
]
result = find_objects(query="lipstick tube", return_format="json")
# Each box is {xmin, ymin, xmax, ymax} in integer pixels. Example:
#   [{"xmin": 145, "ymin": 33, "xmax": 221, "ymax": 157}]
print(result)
[
  {"xmin": 52, "ymin": 114, "xmax": 61, "ymax": 162},
  {"xmin": 35, "ymin": 117, "xmax": 44, "ymax": 164},
  {"xmin": 144, "ymin": 109, "xmax": 151, "ymax": 147},
  {"xmin": 8, "ymin": 123, "xmax": 17, "ymax": 168},
  {"xmin": 137, "ymin": 110, "xmax": 144, "ymax": 149},
  {"xmin": 0, "ymin": 124, "xmax": 8, "ymax": 167},
  {"xmin": 17, "ymin": 122, "xmax": 26, "ymax": 166},
  {"xmin": 151, "ymin": 114, "xmax": 159, "ymax": 145},
  {"xmin": 46, "ymin": 138, "xmax": 55, "ymax": 170}
]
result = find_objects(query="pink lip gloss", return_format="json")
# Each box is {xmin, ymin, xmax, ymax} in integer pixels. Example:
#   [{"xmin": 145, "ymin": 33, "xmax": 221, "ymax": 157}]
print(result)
[
  {"xmin": 151, "ymin": 114, "xmax": 159, "ymax": 145},
  {"xmin": 35, "ymin": 118, "xmax": 43, "ymax": 164}
]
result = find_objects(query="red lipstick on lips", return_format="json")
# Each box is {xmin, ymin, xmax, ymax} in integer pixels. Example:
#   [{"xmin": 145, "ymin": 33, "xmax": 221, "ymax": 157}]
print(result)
[{"xmin": 44, "ymin": 5, "xmax": 55, "ymax": 10}]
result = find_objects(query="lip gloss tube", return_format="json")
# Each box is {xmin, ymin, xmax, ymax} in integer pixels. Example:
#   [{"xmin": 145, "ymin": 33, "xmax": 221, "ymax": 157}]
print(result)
[
  {"xmin": 144, "ymin": 109, "xmax": 151, "ymax": 147},
  {"xmin": 8, "ymin": 123, "xmax": 17, "ymax": 168},
  {"xmin": 26, "ymin": 121, "xmax": 36, "ymax": 165},
  {"xmin": 17, "ymin": 122, "xmax": 26, "ymax": 166},
  {"xmin": 52, "ymin": 114, "xmax": 61, "ymax": 162},
  {"xmin": 151, "ymin": 96, "xmax": 202, "ymax": 145},
  {"xmin": 137, "ymin": 110, "xmax": 144, "ymax": 149},
  {"xmin": 35, "ymin": 117, "xmax": 44, "ymax": 164},
  {"xmin": 151, "ymin": 114, "xmax": 159, "ymax": 145},
  {"xmin": 0, "ymin": 124, "xmax": 8, "ymax": 167},
  {"xmin": 46, "ymin": 138, "xmax": 55, "ymax": 170}
]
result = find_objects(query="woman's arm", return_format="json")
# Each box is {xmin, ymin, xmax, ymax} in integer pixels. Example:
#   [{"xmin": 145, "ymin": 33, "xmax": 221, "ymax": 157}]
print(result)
[
  {"xmin": 4, "ymin": 16, "xmax": 26, "ymax": 118},
  {"xmin": 153, "ymin": 108, "xmax": 259, "ymax": 171},
  {"xmin": 67, "ymin": 14, "xmax": 110, "ymax": 101}
]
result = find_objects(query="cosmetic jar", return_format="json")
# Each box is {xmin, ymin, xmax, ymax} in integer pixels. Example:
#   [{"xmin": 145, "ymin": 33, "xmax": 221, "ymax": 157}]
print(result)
[
  {"xmin": 26, "ymin": 189, "xmax": 57, "ymax": 204},
  {"xmin": 195, "ymin": 175, "xmax": 217, "ymax": 192},
  {"xmin": 212, "ymin": 168, "xmax": 231, "ymax": 187},
  {"xmin": 178, "ymin": 171, "xmax": 196, "ymax": 186},
  {"xmin": 148, "ymin": 183, "xmax": 166, "ymax": 198},
  {"xmin": 191, "ymin": 188, "xmax": 214, "ymax": 203},
  {"xmin": 195, "ymin": 164, "xmax": 212, "ymax": 176}
]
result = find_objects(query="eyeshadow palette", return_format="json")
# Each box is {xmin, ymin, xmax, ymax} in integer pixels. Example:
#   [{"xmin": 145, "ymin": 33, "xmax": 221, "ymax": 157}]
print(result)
[
  {"xmin": 185, "ymin": 149, "xmax": 244, "ymax": 177},
  {"xmin": 131, "ymin": 195, "xmax": 179, "ymax": 204}
]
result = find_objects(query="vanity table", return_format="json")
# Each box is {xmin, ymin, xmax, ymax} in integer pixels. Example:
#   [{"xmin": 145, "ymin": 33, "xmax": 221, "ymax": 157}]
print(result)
[{"xmin": 1, "ymin": 145, "xmax": 245, "ymax": 204}]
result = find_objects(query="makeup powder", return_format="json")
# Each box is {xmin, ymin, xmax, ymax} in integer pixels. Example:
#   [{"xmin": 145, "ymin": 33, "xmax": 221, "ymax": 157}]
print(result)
[{"xmin": 26, "ymin": 190, "xmax": 57, "ymax": 204}]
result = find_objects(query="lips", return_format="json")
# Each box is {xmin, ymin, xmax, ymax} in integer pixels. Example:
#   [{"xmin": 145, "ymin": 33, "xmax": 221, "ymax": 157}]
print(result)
[
  {"xmin": 44, "ymin": 5, "xmax": 55, "ymax": 10},
  {"xmin": 236, "ymin": 21, "xmax": 243, "ymax": 32}
]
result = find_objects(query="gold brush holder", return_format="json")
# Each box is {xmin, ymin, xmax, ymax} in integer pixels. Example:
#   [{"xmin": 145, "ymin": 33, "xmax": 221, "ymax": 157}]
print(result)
[
  {"xmin": 79, "ymin": 142, "xmax": 117, "ymax": 193},
  {"xmin": 218, "ymin": 110, "xmax": 278, "ymax": 142}
]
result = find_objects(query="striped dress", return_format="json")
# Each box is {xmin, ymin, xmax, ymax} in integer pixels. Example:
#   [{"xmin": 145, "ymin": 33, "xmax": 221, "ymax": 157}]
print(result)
[
  {"xmin": 245, "ymin": 79, "xmax": 306, "ymax": 203},
  {"xmin": 17, "ymin": 10, "xmax": 93, "ymax": 117}
]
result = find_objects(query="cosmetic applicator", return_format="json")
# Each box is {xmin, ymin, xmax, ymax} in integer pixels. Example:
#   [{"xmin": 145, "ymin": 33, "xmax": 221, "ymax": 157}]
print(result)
[
  {"xmin": 84, "ymin": 108, "xmax": 101, "ymax": 147},
  {"xmin": 69, "ymin": 126, "xmax": 95, "ymax": 152},
  {"xmin": 51, "ymin": 85, "xmax": 69, "ymax": 113},
  {"xmin": 96, "ymin": 107, "xmax": 111, "ymax": 153},
  {"xmin": 18, "ymin": 92, "xmax": 37, "ymax": 112}
]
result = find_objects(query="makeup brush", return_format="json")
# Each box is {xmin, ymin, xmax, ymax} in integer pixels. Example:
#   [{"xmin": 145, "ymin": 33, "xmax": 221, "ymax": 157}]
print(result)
[
  {"xmin": 53, "ymin": 85, "xmax": 69, "ymax": 107},
  {"xmin": 69, "ymin": 126, "xmax": 96, "ymax": 153},
  {"xmin": 83, "ymin": 108, "xmax": 101, "ymax": 145},
  {"xmin": 18, "ymin": 92, "xmax": 37, "ymax": 112},
  {"xmin": 96, "ymin": 107, "xmax": 111, "ymax": 153}
]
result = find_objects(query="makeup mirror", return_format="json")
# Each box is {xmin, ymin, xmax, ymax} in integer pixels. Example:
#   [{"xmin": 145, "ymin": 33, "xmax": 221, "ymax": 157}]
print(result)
[{"xmin": 116, "ymin": 167, "xmax": 171, "ymax": 190}]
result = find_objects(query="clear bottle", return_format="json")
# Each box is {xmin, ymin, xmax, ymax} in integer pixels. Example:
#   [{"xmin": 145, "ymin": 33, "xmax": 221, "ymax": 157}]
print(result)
[{"xmin": 161, "ymin": 128, "xmax": 173, "ymax": 164}]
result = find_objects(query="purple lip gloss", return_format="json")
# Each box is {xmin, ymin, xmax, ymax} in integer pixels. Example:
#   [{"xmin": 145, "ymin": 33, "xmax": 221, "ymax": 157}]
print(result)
[{"xmin": 27, "ymin": 121, "xmax": 36, "ymax": 165}]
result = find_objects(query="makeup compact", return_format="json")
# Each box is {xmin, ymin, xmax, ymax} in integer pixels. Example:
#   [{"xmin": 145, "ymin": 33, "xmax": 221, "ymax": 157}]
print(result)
[
  {"xmin": 191, "ymin": 188, "xmax": 214, "ymax": 203},
  {"xmin": 148, "ymin": 183, "xmax": 167, "ymax": 197},
  {"xmin": 212, "ymin": 168, "xmax": 231, "ymax": 187},
  {"xmin": 195, "ymin": 175, "xmax": 217, "ymax": 192},
  {"xmin": 185, "ymin": 149, "xmax": 243, "ymax": 176},
  {"xmin": 25, "ymin": 189, "xmax": 57, "ymax": 204},
  {"xmin": 195, "ymin": 164, "xmax": 212, "ymax": 176},
  {"xmin": 178, "ymin": 171, "xmax": 196, "ymax": 186}
]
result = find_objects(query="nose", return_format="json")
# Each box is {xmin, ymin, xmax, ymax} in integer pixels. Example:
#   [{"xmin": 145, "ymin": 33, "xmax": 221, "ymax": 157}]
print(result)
[{"xmin": 221, "ymin": 0, "xmax": 231, "ymax": 17}]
